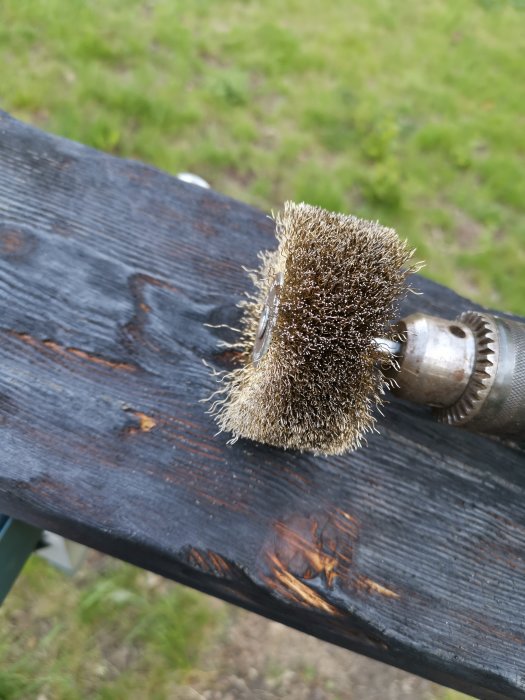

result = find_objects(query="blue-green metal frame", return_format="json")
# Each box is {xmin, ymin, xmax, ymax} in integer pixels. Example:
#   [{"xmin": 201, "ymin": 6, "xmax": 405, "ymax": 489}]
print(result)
[{"xmin": 0, "ymin": 515, "xmax": 41, "ymax": 604}]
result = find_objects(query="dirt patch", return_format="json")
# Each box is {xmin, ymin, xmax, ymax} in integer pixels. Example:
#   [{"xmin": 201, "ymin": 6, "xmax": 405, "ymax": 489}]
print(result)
[
  {"xmin": 175, "ymin": 606, "xmax": 441, "ymax": 700},
  {"xmin": 452, "ymin": 209, "xmax": 484, "ymax": 250}
]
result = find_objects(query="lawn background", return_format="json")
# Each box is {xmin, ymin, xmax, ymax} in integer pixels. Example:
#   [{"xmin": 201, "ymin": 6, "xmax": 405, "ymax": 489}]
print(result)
[{"xmin": 0, "ymin": 0, "xmax": 523, "ymax": 697}]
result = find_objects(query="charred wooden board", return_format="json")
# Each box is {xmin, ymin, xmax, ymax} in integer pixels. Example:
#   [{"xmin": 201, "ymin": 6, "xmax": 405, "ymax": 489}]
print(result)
[{"xmin": 0, "ymin": 111, "xmax": 524, "ymax": 700}]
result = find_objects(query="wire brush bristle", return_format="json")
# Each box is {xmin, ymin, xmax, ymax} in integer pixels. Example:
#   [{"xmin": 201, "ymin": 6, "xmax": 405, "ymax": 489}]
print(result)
[{"xmin": 210, "ymin": 201, "xmax": 416, "ymax": 455}]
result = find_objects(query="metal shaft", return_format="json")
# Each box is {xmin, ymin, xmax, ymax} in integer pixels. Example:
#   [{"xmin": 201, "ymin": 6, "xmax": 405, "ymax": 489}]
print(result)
[{"xmin": 373, "ymin": 337, "xmax": 403, "ymax": 358}]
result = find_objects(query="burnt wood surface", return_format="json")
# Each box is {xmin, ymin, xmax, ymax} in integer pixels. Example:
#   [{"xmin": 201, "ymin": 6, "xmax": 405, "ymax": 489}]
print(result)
[{"xmin": 0, "ymin": 111, "xmax": 524, "ymax": 699}]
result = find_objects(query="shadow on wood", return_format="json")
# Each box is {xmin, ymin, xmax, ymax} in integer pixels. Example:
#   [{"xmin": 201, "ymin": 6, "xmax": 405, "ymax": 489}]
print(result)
[{"xmin": 0, "ymin": 111, "xmax": 524, "ymax": 700}]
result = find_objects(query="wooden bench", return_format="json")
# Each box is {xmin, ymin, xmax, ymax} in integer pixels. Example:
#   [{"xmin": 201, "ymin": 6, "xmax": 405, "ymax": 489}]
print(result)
[{"xmin": 0, "ymin": 110, "xmax": 524, "ymax": 700}]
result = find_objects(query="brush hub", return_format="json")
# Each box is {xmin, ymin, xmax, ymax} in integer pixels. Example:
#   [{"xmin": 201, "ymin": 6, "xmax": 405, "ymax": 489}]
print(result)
[{"xmin": 252, "ymin": 272, "xmax": 283, "ymax": 366}]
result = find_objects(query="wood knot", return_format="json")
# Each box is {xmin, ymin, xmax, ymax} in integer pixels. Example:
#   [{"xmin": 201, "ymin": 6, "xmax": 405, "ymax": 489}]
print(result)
[
  {"xmin": 260, "ymin": 508, "xmax": 399, "ymax": 609},
  {"xmin": 122, "ymin": 408, "xmax": 157, "ymax": 436},
  {"xmin": 0, "ymin": 225, "xmax": 37, "ymax": 259},
  {"xmin": 259, "ymin": 509, "xmax": 359, "ymax": 614},
  {"xmin": 271, "ymin": 511, "xmax": 358, "ymax": 586}
]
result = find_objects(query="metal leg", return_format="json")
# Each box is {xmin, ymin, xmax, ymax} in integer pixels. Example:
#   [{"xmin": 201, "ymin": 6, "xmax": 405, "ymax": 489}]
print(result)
[
  {"xmin": 37, "ymin": 531, "xmax": 86, "ymax": 573},
  {"xmin": 0, "ymin": 515, "xmax": 41, "ymax": 605}
]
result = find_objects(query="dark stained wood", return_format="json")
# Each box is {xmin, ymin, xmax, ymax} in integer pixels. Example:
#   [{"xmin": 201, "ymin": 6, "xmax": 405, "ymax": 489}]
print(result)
[{"xmin": 0, "ymin": 110, "xmax": 524, "ymax": 699}]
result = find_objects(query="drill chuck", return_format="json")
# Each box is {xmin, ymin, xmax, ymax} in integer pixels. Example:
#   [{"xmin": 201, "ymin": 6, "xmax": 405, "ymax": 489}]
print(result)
[{"xmin": 391, "ymin": 311, "xmax": 525, "ymax": 437}]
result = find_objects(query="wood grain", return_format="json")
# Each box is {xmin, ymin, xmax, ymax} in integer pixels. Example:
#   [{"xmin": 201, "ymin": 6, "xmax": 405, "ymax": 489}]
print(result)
[{"xmin": 0, "ymin": 110, "xmax": 524, "ymax": 699}]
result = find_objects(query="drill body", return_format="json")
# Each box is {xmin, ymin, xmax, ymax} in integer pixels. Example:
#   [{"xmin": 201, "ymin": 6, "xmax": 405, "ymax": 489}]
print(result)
[{"xmin": 393, "ymin": 311, "xmax": 525, "ymax": 437}]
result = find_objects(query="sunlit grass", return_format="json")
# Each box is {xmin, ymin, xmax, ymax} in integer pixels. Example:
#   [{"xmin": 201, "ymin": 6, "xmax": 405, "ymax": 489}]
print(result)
[
  {"xmin": 0, "ymin": 555, "xmax": 218, "ymax": 700},
  {"xmin": 441, "ymin": 692, "xmax": 476, "ymax": 700},
  {"xmin": 1, "ymin": 0, "xmax": 524, "ymax": 312}
]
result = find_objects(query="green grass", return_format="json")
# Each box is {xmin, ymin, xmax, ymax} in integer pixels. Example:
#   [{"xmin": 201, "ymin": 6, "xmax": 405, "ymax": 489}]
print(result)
[
  {"xmin": 441, "ymin": 692, "xmax": 475, "ymax": 700},
  {"xmin": 1, "ymin": 0, "xmax": 524, "ymax": 312},
  {"xmin": 0, "ymin": 555, "xmax": 218, "ymax": 700},
  {"xmin": 0, "ymin": 1, "xmax": 520, "ymax": 696}
]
